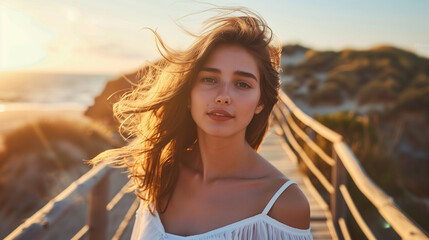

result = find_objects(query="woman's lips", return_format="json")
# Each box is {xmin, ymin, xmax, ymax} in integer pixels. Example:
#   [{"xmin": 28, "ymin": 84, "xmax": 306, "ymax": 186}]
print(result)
[{"xmin": 207, "ymin": 109, "xmax": 234, "ymax": 121}]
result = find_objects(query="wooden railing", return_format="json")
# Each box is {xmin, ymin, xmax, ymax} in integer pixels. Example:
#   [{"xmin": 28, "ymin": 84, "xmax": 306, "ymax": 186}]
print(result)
[
  {"xmin": 6, "ymin": 90, "xmax": 429, "ymax": 240},
  {"xmin": 5, "ymin": 163, "xmax": 139, "ymax": 240},
  {"xmin": 272, "ymin": 90, "xmax": 428, "ymax": 240}
]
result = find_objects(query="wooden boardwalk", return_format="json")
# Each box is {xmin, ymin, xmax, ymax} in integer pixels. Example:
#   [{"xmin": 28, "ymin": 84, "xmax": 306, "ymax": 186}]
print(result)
[
  {"xmin": 259, "ymin": 128, "xmax": 335, "ymax": 240},
  {"xmin": 101, "ymin": 127, "xmax": 337, "ymax": 240},
  {"xmin": 119, "ymin": 127, "xmax": 336, "ymax": 239},
  {"xmin": 6, "ymin": 90, "xmax": 427, "ymax": 239}
]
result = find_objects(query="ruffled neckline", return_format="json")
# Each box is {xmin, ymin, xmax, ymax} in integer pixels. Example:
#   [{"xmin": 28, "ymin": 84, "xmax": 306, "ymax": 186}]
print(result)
[{"xmin": 153, "ymin": 210, "xmax": 311, "ymax": 239}]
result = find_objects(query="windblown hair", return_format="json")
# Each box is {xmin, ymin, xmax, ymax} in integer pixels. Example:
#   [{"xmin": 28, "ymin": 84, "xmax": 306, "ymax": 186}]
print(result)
[{"xmin": 88, "ymin": 7, "xmax": 281, "ymax": 214}]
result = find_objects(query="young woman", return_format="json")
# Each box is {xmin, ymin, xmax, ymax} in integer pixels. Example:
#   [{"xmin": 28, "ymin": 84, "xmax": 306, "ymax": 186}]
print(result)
[{"xmin": 90, "ymin": 8, "xmax": 312, "ymax": 240}]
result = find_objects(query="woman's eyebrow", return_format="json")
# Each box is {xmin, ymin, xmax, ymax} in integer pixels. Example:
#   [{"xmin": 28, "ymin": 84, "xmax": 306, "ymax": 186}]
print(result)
[
  {"xmin": 200, "ymin": 67, "xmax": 221, "ymax": 73},
  {"xmin": 200, "ymin": 67, "xmax": 258, "ymax": 82},
  {"xmin": 234, "ymin": 71, "xmax": 258, "ymax": 82}
]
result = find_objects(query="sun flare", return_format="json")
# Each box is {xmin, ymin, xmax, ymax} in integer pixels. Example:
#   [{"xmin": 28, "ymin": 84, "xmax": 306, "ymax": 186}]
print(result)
[
  {"xmin": 0, "ymin": 5, "xmax": 55, "ymax": 71},
  {"xmin": 66, "ymin": 9, "xmax": 79, "ymax": 22}
]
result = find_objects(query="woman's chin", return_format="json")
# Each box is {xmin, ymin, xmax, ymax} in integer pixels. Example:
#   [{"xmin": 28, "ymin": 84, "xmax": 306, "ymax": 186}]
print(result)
[{"xmin": 197, "ymin": 126, "xmax": 245, "ymax": 139}]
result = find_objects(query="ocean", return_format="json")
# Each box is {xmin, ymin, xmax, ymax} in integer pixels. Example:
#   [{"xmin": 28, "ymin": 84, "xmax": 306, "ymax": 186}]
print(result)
[{"xmin": 0, "ymin": 71, "xmax": 115, "ymax": 111}]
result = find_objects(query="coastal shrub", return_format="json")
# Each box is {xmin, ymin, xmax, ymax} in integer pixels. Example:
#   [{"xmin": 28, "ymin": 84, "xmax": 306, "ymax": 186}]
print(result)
[
  {"xmin": 339, "ymin": 49, "xmax": 359, "ymax": 60},
  {"xmin": 281, "ymin": 81, "xmax": 298, "ymax": 96},
  {"xmin": 309, "ymin": 82, "xmax": 342, "ymax": 105},
  {"xmin": 372, "ymin": 57, "xmax": 393, "ymax": 71},
  {"xmin": 410, "ymin": 73, "xmax": 429, "ymax": 88},
  {"xmin": 314, "ymin": 112, "xmax": 400, "ymax": 195},
  {"xmin": 370, "ymin": 46, "xmax": 420, "ymax": 77},
  {"xmin": 306, "ymin": 77, "xmax": 319, "ymax": 92},
  {"xmin": 358, "ymin": 81, "xmax": 397, "ymax": 104},
  {"xmin": 281, "ymin": 64, "xmax": 294, "ymax": 75},
  {"xmin": 332, "ymin": 57, "xmax": 370, "ymax": 73},
  {"xmin": 326, "ymin": 70, "xmax": 360, "ymax": 96},
  {"xmin": 396, "ymin": 86, "xmax": 429, "ymax": 111},
  {"xmin": 281, "ymin": 44, "xmax": 308, "ymax": 55},
  {"xmin": 292, "ymin": 69, "xmax": 312, "ymax": 84},
  {"xmin": 374, "ymin": 67, "xmax": 407, "ymax": 90},
  {"xmin": 300, "ymin": 50, "xmax": 339, "ymax": 72}
]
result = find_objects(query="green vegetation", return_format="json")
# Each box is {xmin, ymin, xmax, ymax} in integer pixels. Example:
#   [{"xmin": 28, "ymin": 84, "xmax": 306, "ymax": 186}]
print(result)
[
  {"xmin": 358, "ymin": 80, "xmax": 397, "ymax": 104},
  {"xmin": 282, "ymin": 44, "xmax": 429, "ymax": 108},
  {"xmin": 310, "ymin": 111, "xmax": 429, "ymax": 234},
  {"xmin": 281, "ymin": 44, "xmax": 308, "ymax": 56},
  {"xmin": 396, "ymin": 86, "xmax": 429, "ymax": 111},
  {"xmin": 306, "ymin": 77, "xmax": 319, "ymax": 92},
  {"xmin": 309, "ymin": 82, "xmax": 343, "ymax": 105},
  {"xmin": 314, "ymin": 112, "xmax": 401, "ymax": 194},
  {"xmin": 326, "ymin": 70, "xmax": 360, "ymax": 96},
  {"xmin": 281, "ymin": 43, "xmax": 429, "ymax": 235},
  {"xmin": 395, "ymin": 73, "xmax": 429, "ymax": 112},
  {"xmin": 299, "ymin": 50, "xmax": 339, "ymax": 72},
  {"xmin": 281, "ymin": 81, "xmax": 297, "ymax": 96}
]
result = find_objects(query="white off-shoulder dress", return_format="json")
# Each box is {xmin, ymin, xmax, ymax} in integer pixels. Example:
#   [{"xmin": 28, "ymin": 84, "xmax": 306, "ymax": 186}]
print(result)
[{"xmin": 130, "ymin": 180, "xmax": 313, "ymax": 240}]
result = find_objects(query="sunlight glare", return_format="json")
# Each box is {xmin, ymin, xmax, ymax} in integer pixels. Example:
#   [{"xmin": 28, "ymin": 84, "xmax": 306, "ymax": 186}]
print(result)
[
  {"xmin": 0, "ymin": 5, "xmax": 56, "ymax": 71},
  {"xmin": 66, "ymin": 9, "xmax": 79, "ymax": 22}
]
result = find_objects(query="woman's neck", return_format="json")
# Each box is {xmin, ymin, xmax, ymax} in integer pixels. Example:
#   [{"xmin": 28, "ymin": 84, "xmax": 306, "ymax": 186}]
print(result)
[{"xmin": 189, "ymin": 130, "xmax": 257, "ymax": 184}]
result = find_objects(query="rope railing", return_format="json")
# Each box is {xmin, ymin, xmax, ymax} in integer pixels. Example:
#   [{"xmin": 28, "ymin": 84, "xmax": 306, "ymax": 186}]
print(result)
[{"xmin": 273, "ymin": 90, "xmax": 428, "ymax": 240}]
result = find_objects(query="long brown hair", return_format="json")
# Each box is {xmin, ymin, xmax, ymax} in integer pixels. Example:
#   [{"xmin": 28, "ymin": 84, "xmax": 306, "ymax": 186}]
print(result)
[{"xmin": 88, "ymin": 7, "xmax": 281, "ymax": 214}]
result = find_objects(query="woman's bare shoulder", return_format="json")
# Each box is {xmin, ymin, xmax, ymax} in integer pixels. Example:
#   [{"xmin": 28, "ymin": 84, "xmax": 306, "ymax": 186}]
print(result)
[
  {"xmin": 247, "ymin": 152, "xmax": 310, "ymax": 230},
  {"xmin": 268, "ymin": 181, "xmax": 310, "ymax": 229}
]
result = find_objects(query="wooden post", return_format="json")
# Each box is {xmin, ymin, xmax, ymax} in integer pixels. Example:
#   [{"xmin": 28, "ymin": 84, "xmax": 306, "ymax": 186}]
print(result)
[
  {"xmin": 331, "ymin": 146, "xmax": 347, "ymax": 240},
  {"xmin": 308, "ymin": 128, "xmax": 316, "ymax": 162},
  {"xmin": 308, "ymin": 128, "xmax": 315, "ymax": 142},
  {"xmin": 88, "ymin": 172, "xmax": 110, "ymax": 240}
]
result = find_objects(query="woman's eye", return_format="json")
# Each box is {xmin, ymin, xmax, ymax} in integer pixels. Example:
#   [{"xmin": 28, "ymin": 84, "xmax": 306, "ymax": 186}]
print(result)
[
  {"xmin": 201, "ymin": 77, "xmax": 216, "ymax": 83},
  {"xmin": 236, "ymin": 82, "xmax": 251, "ymax": 88}
]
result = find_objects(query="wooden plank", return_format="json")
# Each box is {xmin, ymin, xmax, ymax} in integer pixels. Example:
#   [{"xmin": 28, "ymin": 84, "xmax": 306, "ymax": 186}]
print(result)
[
  {"xmin": 278, "ymin": 104, "xmax": 335, "ymax": 166},
  {"xmin": 338, "ymin": 218, "xmax": 351, "ymax": 240},
  {"xmin": 112, "ymin": 198, "xmax": 140, "ymax": 240},
  {"xmin": 339, "ymin": 185, "xmax": 376, "ymax": 240},
  {"xmin": 88, "ymin": 173, "xmax": 110, "ymax": 240},
  {"xmin": 107, "ymin": 180, "xmax": 133, "ymax": 211},
  {"xmin": 71, "ymin": 225, "xmax": 89, "ymax": 240},
  {"xmin": 330, "ymin": 146, "xmax": 347, "ymax": 238}
]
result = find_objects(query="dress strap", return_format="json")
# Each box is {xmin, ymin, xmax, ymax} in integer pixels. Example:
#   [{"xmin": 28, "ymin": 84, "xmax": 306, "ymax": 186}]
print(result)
[{"xmin": 262, "ymin": 180, "xmax": 296, "ymax": 215}]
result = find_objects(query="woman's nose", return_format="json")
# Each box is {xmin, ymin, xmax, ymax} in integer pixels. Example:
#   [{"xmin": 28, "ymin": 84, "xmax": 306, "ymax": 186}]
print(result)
[
  {"xmin": 215, "ymin": 82, "xmax": 231, "ymax": 104},
  {"xmin": 215, "ymin": 95, "xmax": 231, "ymax": 104}
]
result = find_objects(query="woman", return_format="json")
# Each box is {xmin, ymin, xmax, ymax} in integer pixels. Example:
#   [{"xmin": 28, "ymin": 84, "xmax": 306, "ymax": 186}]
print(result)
[{"xmin": 90, "ymin": 8, "xmax": 312, "ymax": 240}]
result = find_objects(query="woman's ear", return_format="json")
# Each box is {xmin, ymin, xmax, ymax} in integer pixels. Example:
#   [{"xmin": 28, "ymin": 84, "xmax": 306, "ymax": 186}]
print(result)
[{"xmin": 255, "ymin": 104, "xmax": 264, "ymax": 114}]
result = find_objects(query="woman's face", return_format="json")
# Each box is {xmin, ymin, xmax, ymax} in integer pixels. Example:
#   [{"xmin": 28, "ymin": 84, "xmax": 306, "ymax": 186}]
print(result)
[{"xmin": 190, "ymin": 44, "xmax": 264, "ymax": 138}]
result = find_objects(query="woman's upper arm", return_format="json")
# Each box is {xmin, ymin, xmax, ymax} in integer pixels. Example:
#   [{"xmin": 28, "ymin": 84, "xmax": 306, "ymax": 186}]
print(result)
[{"xmin": 268, "ymin": 184, "xmax": 311, "ymax": 229}]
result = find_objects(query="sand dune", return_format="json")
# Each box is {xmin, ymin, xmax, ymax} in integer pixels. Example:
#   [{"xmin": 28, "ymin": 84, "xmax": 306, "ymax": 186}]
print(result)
[{"xmin": 0, "ymin": 106, "xmax": 86, "ymax": 150}]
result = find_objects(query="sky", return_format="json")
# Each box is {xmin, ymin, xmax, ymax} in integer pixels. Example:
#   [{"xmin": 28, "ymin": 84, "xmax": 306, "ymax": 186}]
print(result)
[{"xmin": 1, "ymin": 0, "xmax": 428, "ymax": 74}]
